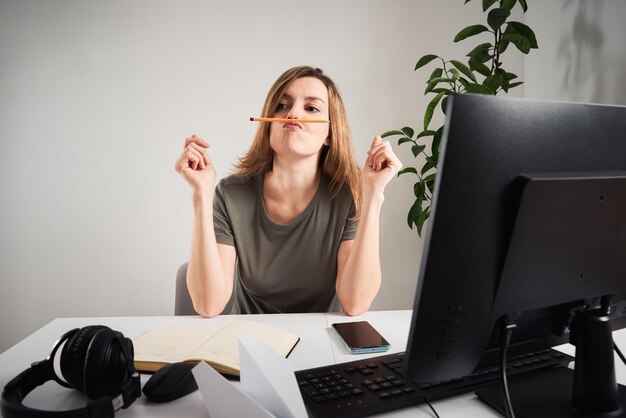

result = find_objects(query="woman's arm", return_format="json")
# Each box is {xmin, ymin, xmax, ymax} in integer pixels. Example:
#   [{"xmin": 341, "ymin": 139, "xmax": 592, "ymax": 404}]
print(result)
[
  {"xmin": 335, "ymin": 136, "xmax": 402, "ymax": 315},
  {"xmin": 175, "ymin": 135, "xmax": 236, "ymax": 317}
]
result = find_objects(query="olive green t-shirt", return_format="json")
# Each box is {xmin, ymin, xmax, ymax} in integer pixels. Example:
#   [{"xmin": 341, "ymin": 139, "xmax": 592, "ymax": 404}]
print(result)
[{"xmin": 213, "ymin": 174, "xmax": 358, "ymax": 314}]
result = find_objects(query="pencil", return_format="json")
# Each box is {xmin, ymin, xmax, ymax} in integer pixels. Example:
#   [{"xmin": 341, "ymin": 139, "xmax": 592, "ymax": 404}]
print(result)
[{"xmin": 250, "ymin": 117, "xmax": 330, "ymax": 123}]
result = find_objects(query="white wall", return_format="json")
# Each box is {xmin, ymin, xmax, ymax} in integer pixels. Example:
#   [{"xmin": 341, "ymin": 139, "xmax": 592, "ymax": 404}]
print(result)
[
  {"xmin": 525, "ymin": 0, "xmax": 626, "ymax": 105},
  {"xmin": 0, "ymin": 0, "xmax": 526, "ymax": 353}
]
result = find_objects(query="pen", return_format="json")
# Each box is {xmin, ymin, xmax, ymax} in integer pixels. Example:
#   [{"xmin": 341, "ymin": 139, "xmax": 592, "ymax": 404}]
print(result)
[{"xmin": 249, "ymin": 117, "xmax": 330, "ymax": 123}]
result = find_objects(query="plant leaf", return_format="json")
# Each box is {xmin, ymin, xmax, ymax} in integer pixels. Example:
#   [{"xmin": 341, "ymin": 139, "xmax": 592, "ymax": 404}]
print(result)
[
  {"xmin": 416, "ymin": 130, "xmax": 437, "ymax": 139},
  {"xmin": 498, "ymin": 40, "xmax": 510, "ymax": 54},
  {"xmin": 482, "ymin": 0, "xmax": 498, "ymax": 11},
  {"xmin": 432, "ymin": 127, "xmax": 443, "ymax": 161},
  {"xmin": 428, "ymin": 67, "xmax": 443, "ymax": 81},
  {"xmin": 441, "ymin": 96, "xmax": 449, "ymax": 115},
  {"xmin": 412, "ymin": 144, "xmax": 426, "ymax": 157},
  {"xmin": 414, "ymin": 181, "xmax": 425, "ymax": 198},
  {"xmin": 415, "ymin": 54, "xmax": 439, "ymax": 70},
  {"xmin": 381, "ymin": 130, "xmax": 405, "ymax": 138},
  {"xmin": 398, "ymin": 137, "xmax": 413, "ymax": 145},
  {"xmin": 400, "ymin": 126, "xmax": 415, "ymax": 139},
  {"xmin": 518, "ymin": 0, "xmax": 528, "ymax": 12},
  {"xmin": 464, "ymin": 83, "xmax": 494, "ymax": 94},
  {"xmin": 508, "ymin": 81, "xmax": 524, "ymax": 89},
  {"xmin": 483, "ymin": 73, "xmax": 503, "ymax": 92},
  {"xmin": 507, "ymin": 21, "xmax": 538, "ymax": 48},
  {"xmin": 502, "ymin": 0, "xmax": 517, "ymax": 11},
  {"xmin": 423, "ymin": 91, "xmax": 445, "ymax": 131},
  {"xmin": 417, "ymin": 206, "xmax": 430, "ymax": 236},
  {"xmin": 453, "ymin": 24, "xmax": 490, "ymax": 42},
  {"xmin": 466, "ymin": 42, "xmax": 493, "ymax": 63},
  {"xmin": 428, "ymin": 77, "xmax": 455, "ymax": 84},
  {"xmin": 469, "ymin": 58, "xmax": 492, "ymax": 77},
  {"xmin": 423, "ymin": 173, "xmax": 437, "ymax": 194},
  {"xmin": 421, "ymin": 156, "xmax": 437, "ymax": 175},
  {"xmin": 487, "ymin": 8, "xmax": 511, "ymax": 31},
  {"xmin": 450, "ymin": 60, "xmax": 477, "ymax": 82},
  {"xmin": 397, "ymin": 167, "xmax": 418, "ymax": 177},
  {"xmin": 425, "ymin": 77, "xmax": 455, "ymax": 94},
  {"xmin": 407, "ymin": 198, "xmax": 422, "ymax": 229},
  {"xmin": 501, "ymin": 32, "xmax": 531, "ymax": 53},
  {"xmin": 424, "ymin": 81, "xmax": 437, "ymax": 94}
]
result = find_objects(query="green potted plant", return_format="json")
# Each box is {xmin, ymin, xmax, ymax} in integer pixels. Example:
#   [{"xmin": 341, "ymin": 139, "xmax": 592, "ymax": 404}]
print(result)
[{"xmin": 383, "ymin": 0, "xmax": 538, "ymax": 236}]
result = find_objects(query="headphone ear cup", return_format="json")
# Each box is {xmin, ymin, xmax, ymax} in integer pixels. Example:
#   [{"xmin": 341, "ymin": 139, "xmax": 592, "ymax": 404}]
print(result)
[
  {"xmin": 60, "ymin": 325, "xmax": 109, "ymax": 391},
  {"xmin": 83, "ymin": 329, "xmax": 129, "ymax": 399}
]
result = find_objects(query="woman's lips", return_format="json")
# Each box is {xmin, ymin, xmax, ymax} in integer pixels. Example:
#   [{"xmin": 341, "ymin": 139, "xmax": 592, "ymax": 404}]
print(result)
[{"xmin": 283, "ymin": 121, "xmax": 303, "ymax": 129}]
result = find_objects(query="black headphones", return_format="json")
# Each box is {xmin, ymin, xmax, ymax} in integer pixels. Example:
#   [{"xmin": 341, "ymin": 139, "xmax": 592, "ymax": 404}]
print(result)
[{"xmin": 1, "ymin": 325, "xmax": 142, "ymax": 418}]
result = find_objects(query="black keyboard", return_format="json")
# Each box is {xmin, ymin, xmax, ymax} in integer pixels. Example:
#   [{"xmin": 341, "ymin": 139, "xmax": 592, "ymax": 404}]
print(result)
[{"xmin": 295, "ymin": 348, "xmax": 573, "ymax": 418}]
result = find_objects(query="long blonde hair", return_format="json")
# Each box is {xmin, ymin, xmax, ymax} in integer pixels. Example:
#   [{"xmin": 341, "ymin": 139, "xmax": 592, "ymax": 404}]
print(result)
[{"xmin": 235, "ymin": 66, "xmax": 362, "ymax": 218}]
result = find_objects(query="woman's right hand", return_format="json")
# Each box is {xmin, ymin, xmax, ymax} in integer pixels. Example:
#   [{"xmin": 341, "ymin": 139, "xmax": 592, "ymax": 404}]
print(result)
[{"xmin": 174, "ymin": 134, "xmax": 216, "ymax": 194}]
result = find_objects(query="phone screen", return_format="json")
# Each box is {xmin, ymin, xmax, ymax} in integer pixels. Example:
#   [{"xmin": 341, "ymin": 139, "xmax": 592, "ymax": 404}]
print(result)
[{"xmin": 331, "ymin": 321, "xmax": 390, "ymax": 353}]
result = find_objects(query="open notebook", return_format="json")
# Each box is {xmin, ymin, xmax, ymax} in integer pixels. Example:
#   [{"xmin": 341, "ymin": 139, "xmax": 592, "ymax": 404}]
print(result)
[{"xmin": 132, "ymin": 321, "xmax": 300, "ymax": 376}]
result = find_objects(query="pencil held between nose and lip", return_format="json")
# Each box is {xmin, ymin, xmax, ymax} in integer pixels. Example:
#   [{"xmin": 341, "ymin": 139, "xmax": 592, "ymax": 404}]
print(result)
[{"xmin": 249, "ymin": 117, "xmax": 330, "ymax": 123}]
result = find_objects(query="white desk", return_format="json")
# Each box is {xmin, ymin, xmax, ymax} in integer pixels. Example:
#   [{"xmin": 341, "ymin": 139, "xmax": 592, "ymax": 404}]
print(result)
[{"xmin": 1, "ymin": 311, "xmax": 625, "ymax": 418}]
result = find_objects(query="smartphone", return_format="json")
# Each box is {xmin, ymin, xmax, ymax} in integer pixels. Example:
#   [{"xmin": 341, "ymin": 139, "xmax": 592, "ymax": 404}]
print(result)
[{"xmin": 331, "ymin": 321, "xmax": 390, "ymax": 354}]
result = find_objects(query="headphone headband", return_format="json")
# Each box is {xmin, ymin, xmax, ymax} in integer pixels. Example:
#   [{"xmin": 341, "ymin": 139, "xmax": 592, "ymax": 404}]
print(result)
[{"xmin": 1, "ymin": 326, "xmax": 141, "ymax": 418}]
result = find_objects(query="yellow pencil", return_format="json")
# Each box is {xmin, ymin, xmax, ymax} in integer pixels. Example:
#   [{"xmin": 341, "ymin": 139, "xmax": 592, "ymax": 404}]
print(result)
[{"xmin": 250, "ymin": 117, "xmax": 330, "ymax": 123}]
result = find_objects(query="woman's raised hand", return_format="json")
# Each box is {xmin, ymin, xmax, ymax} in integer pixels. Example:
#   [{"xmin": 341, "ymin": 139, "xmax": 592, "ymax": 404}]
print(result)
[
  {"xmin": 362, "ymin": 135, "xmax": 403, "ymax": 196},
  {"xmin": 175, "ymin": 134, "xmax": 216, "ymax": 194}
]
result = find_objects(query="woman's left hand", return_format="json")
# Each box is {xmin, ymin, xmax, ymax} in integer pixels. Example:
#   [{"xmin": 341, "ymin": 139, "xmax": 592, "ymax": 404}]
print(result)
[{"xmin": 362, "ymin": 135, "xmax": 403, "ymax": 196}]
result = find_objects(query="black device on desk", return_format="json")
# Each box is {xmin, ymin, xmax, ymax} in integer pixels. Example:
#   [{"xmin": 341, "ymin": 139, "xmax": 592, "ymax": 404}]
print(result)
[
  {"xmin": 1, "ymin": 325, "xmax": 141, "ymax": 418},
  {"xmin": 296, "ymin": 94, "xmax": 626, "ymax": 418},
  {"xmin": 332, "ymin": 321, "xmax": 390, "ymax": 354}
]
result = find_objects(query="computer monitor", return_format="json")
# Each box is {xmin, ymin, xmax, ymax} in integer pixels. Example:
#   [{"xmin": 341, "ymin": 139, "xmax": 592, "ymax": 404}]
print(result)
[{"xmin": 403, "ymin": 93, "xmax": 626, "ymax": 416}]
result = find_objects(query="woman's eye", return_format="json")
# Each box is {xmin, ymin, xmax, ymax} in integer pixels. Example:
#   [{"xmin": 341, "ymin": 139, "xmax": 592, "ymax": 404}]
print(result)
[
  {"xmin": 276, "ymin": 103, "xmax": 290, "ymax": 111},
  {"xmin": 306, "ymin": 106, "xmax": 320, "ymax": 112}
]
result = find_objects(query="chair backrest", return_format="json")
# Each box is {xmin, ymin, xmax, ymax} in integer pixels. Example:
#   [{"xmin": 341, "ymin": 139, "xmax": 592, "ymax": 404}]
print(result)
[
  {"xmin": 174, "ymin": 262, "xmax": 234, "ymax": 315},
  {"xmin": 175, "ymin": 262, "xmax": 195, "ymax": 315}
]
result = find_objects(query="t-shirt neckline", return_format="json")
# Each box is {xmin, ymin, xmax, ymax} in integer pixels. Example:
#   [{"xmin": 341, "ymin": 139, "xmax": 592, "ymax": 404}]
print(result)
[{"xmin": 258, "ymin": 174, "xmax": 325, "ymax": 229}]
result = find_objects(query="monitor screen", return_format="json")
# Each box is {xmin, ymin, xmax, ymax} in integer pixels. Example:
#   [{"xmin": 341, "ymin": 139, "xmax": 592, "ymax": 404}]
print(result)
[{"xmin": 403, "ymin": 93, "xmax": 626, "ymax": 414}]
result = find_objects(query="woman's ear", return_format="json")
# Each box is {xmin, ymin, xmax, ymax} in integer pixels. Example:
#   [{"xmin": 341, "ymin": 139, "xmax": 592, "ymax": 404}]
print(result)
[{"xmin": 324, "ymin": 136, "xmax": 330, "ymax": 146}]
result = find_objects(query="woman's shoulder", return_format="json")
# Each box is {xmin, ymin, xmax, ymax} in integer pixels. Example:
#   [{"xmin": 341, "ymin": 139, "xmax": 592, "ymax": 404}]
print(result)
[
  {"xmin": 216, "ymin": 174, "xmax": 261, "ymax": 201},
  {"xmin": 218, "ymin": 174, "xmax": 260, "ymax": 188}
]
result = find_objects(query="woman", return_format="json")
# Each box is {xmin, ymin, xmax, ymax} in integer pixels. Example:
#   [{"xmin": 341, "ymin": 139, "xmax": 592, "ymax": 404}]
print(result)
[{"xmin": 175, "ymin": 66, "xmax": 401, "ymax": 317}]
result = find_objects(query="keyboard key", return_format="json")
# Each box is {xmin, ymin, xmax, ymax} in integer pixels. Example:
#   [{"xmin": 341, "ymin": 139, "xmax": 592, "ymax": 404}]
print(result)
[
  {"xmin": 302, "ymin": 386, "xmax": 320, "ymax": 397},
  {"xmin": 378, "ymin": 391, "xmax": 392, "ymax": 399}
]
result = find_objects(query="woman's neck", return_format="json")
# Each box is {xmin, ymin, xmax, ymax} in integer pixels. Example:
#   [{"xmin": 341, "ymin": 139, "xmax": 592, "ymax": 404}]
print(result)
[
  {"xmin": 262, "ymin": 157, "xmax": 322, "ymax": 224},
  {"xmin": 265, "ymin": 156, "xmax": 321, "ymax": 196}
]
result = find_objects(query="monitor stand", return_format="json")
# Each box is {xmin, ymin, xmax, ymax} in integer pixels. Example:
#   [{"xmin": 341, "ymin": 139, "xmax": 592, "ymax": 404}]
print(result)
[{"xmin": 476, "ymin": 308, "xmax": 626, "ymax": 417}]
